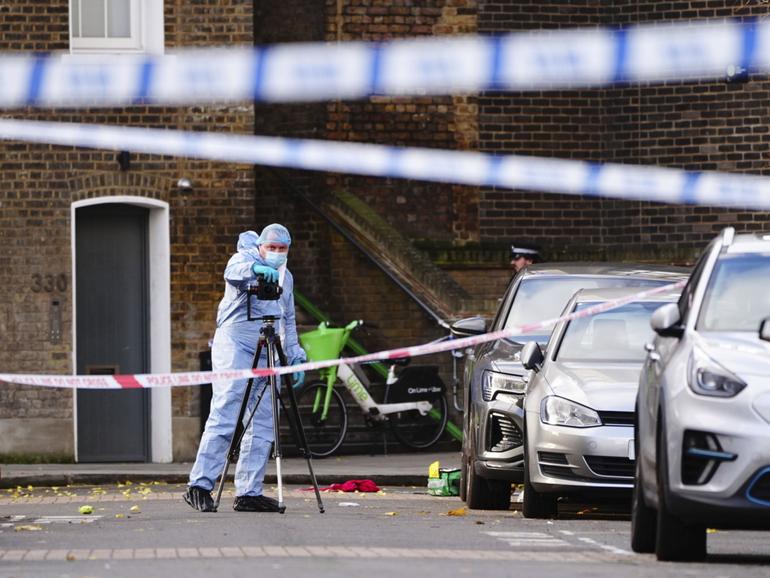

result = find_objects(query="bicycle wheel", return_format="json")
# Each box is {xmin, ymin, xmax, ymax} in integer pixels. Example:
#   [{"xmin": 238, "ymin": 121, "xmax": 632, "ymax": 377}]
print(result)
[
  {"xmin": 294, "ymin": 381, "xmax": 348, "ymax": 458},
  {"xmin": 384, "ymin": 385, "xmax": 448, "ymax": 449}
]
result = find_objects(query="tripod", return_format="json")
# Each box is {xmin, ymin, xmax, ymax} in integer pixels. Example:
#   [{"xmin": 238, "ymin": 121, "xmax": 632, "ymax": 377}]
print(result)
[{"xmin": 212, "ymin": 315, "xmax": 325, "ymax": 514}]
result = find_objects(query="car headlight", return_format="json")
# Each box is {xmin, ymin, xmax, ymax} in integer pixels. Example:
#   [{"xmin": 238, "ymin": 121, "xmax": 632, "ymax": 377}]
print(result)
[
  {"xmin": 540, "ymin": 396, "xmax": 602, "ymax": 428},
  {"xmin": 688, "ymin": 348, "xmax": 746, "ymax": 398},
  {"xmin": 481, "ymin": 370, "xmax": 526, "ymax": 401}
]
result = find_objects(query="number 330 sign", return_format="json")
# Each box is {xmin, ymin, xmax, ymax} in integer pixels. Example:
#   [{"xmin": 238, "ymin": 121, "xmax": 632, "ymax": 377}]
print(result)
[{"xmin": 32, "ymin": 273, "xmax": 68, "ymax": 293}]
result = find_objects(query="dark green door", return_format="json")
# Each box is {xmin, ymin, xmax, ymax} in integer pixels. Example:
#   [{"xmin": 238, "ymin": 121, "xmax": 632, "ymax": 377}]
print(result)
[{"xmin": 76, "ymin": 204, "xmax": 150, "ymax": 462}]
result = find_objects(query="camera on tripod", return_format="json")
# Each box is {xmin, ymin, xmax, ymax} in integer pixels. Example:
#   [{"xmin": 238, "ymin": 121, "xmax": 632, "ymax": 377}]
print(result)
[
  {"xmin": 249, "ymin": 274, "xmax": 283, "ymax": 300},
  {"xmin": 246, "ymin": 275, "xmax": 283, "ymax": 322}
]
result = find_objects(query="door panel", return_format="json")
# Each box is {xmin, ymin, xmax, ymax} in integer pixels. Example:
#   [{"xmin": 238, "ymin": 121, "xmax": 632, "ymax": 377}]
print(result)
[{"xmin": 76, "ymin": 204, "xmax": 150, "ymax": 462}]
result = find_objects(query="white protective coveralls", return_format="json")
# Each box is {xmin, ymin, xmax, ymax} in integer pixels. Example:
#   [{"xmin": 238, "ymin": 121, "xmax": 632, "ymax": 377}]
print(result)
[{"xmin": 188, "ymin": 226, "xmax": 305, "ymax": 497}]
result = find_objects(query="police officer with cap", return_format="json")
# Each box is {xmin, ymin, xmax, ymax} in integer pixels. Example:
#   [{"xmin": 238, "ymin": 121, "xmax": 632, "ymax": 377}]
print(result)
[{"xmin": 510, "ymin": 244, "xmax": 541, "ymax": 274}]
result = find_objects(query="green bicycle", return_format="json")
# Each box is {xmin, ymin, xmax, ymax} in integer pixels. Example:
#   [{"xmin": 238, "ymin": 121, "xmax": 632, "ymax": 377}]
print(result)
[{"xmin": 294, "ymin": 320, "xmax": 449, "ymax": 457}]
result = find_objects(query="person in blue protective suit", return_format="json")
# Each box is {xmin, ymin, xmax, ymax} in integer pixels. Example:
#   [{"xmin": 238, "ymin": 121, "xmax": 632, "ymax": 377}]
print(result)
[{"xmin": 184, "ymin": 224, "xmax": 306, "ymax": 513}]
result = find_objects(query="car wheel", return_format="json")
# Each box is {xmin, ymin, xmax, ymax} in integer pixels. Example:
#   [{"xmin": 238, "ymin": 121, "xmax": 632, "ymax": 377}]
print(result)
[
  {"xmin": 654, "ymin": 417, "xmax": 707, "ymax": 562},
  {"xmin": 522, "ymin": 455, "xmax": 557, "ymax": 518},
  {"xmin": 522, "ymin": 431, "xmax": 557, "ymax": 519},
  {"xmin": 630, "ymin": 439, "xmax": 656, "ymax": 553},
  {"xmin": 465, "ymin": 458, "xmax": 511, "ymax": 510}
]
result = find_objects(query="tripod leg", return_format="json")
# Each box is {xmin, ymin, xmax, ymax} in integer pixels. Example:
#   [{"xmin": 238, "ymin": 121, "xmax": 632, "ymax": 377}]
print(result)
[
  {"xmin": 274, "ymin": 338, "xmax": 326, "ymax": 514},
  {"xmin": 212, "ymin": 336, "xmax": 265, "ymax": 512},
  {"xmin": 266, "ymin": 340, "xmax": 287, "ymax": 514}
]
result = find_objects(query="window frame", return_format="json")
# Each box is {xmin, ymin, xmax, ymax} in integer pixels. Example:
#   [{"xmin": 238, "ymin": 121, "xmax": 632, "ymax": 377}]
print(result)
[{"xmin": 69, "ymin": 0, "xmax": 164, "ymax": 55}]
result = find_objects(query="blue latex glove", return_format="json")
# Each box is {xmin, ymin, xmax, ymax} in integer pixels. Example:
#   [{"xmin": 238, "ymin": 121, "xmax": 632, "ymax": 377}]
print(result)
[
  {"xmin": 251, "ymin": 263, "xmax": 279, "ymax": 282},
  {"xmin": 289, "ymin": 357, "xmax": 305, "ymax": 389}
]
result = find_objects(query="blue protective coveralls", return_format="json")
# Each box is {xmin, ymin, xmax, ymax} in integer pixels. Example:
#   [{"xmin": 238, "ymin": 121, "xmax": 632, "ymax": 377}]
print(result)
[{"xmin": 188, "ymin": 228, "xmax": 305, "ymax": 497}]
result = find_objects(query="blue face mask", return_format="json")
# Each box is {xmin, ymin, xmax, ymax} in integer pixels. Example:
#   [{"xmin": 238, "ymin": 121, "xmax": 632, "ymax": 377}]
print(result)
[{"xmin": 264, "ymin": 250, "xmax": 287, "ymax": 269}]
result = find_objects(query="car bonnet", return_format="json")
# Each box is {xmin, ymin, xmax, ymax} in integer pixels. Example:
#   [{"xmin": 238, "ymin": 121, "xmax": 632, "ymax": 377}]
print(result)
[{"xmin": 542, "ymin": 361, "xmax": 641, "ymax": 412}]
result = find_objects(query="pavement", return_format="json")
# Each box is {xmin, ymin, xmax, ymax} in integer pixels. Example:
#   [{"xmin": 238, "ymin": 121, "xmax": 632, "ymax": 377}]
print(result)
[{"xmin": 0, "ymin": 451, "xmax": 461, "ymax": 489}]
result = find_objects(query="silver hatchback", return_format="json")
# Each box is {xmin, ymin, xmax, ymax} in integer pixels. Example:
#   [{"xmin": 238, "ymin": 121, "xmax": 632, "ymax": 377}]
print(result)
[
  {"xmin": 633, "ymin": 228, "xmax": 770, "ymax": 562},
  {"xmin": 520, "ymin": 287, "xmax": 679, "ymax": 518}
]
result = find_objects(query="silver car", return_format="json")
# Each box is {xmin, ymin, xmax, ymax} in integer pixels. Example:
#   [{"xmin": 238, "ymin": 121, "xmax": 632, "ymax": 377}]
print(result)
[
  {"xmin": 520, "ymin": 287, "xmax": 680, "ymax": 518},
  {"xmin": 633, "ymin": 227, "xmax": 770, "ymax": 562},
  {"xmin": 452, "ymin": 264, "xmax": 688, "ymax": 511}
]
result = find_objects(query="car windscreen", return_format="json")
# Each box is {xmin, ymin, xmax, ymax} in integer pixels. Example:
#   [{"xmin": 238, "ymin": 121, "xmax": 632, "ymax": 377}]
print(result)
[
  {"xmin": 502, "ymin": 276, "xmax": 667, "ymax": 340},
  {"xmin": 555, "ymin": 301, "xmax": 663, "ymax": 362},
  {"xmin": 698, "ymin": 253, "xmax": 770, "ymax": 332}
]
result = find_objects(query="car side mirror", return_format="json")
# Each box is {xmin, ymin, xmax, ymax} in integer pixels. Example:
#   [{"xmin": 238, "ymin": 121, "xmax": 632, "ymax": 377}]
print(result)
[
  {"xmin": 760, "ymin": 318, "xmax": 770, "ymax": 342},
  {"xmin": 650, "ymin": 303, "xmax": 684, "ymax": 338},
  {"xmin": 521, "ymin": 341, "xmax": 544, "ymax": 372},
  {"xmin": 450, "ymin": 316, "xmax": 487, "ymax": 337}
]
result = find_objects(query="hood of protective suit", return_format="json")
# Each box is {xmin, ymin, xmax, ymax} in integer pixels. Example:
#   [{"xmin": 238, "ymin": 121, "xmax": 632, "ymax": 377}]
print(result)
[{"xmin": 237, "ymin": 230, "xmax": 262, "ymax": 261}]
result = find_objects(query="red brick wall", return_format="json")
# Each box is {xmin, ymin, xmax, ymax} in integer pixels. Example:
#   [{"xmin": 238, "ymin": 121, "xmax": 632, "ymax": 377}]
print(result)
[
  {"xmin": 323, "ymin": 0, "xmax": 480, "ymax": 243},
  {"xmin": 0, "ymin": 1, "xmax": 256, "ymax": 435},
  {"xmin": 476, "ymin": 0, "xmax": 770, "ymax": 259}
]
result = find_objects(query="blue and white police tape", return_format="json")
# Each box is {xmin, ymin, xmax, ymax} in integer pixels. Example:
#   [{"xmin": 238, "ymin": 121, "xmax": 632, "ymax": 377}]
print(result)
[
  {"xmin": 1, "ymin": 118, "xmax": 770, "ymax": 211},
  {"xmin": 0, "ymin": 19, "xmax": 768, "ymax": 107},
  {"xmin": 0, "ymin": 280, "xmax": 685, "ymax": 389}
]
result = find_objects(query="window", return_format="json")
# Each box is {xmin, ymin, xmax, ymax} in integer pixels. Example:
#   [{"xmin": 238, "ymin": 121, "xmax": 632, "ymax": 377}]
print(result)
[
  {"xmin": 501, "ymin": 275, "xmax": 666, "ymax": 342},
  {"xmin": 70, "ymin": 0, "xmax": 163, "ymax": 54},
  {"xmin": 697, "ymin": 253, "xmax": 770, "ymax": 332},
  {"xmin": 554, "ymin": 302, "xmax": 663, "ymax": 363}
]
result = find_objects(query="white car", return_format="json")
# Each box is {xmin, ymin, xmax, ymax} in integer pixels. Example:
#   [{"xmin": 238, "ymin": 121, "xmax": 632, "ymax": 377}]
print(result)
[{"xmin": 633, "ymin": 227, "xmax": 770, "ymax": 561}]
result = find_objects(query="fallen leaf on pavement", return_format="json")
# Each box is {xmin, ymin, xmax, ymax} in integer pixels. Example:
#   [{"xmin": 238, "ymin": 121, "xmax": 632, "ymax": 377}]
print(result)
[
  {"xmin": 15, "ymin": 525, "xmax": 43, "ymax": 532},
  {"xmin": 129, "ymin": 505, "xmax": 141, "ymax": 513},
  {"xmin": 79, "ymin": 505, "xmax": 94, "ymax": 515},
  {"xmin": 447, "ymin": 507, "xmax": 467, "ymax": 517}
]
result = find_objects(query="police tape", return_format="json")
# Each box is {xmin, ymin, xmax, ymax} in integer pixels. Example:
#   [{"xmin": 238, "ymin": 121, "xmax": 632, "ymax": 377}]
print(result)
[
  {"xmin": 2, "ymin": 118, "xmax": 770, "ymax": 211},
  {"xmin": 0, "ymin": 280, "xmax": 685, "ymax": 389},
  {"xmin": 0, "ymin": 20, "xmax": 766, "ymax": 107}
]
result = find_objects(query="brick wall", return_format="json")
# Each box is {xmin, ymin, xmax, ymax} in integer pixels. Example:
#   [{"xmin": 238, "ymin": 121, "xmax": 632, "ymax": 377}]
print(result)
[
  {"xmin": 476, "ymin": 0, "xmax": 770, "ymax": 259},
  {"xmin": 323, "ymin": 0, "xmax": 480, "ymax": 243},
  {"xmin": 598, "ymin": 1, "xmax": 770, "ymax": 256},
  {"xmin": 0, "ymin": 1, "xmax": 256, "ymax": 457}
]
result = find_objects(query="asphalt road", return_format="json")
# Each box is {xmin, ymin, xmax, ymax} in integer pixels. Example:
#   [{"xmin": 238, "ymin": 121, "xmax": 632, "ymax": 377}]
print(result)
[{"xmin": 1, "ymin": 483, "xmax": 769, "ymax": 577}]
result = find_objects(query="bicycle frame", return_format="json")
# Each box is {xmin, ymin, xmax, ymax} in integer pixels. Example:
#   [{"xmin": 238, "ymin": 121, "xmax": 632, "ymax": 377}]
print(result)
[{"xmin": 311, "ymin": 361, "xmax": 432, "ymax": 421}]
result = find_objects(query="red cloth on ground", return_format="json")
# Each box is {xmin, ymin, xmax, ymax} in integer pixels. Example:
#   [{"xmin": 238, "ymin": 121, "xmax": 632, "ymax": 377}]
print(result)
[{"xmin": 312, "ymin": 479, "xmax": 380, "ymax": 492}]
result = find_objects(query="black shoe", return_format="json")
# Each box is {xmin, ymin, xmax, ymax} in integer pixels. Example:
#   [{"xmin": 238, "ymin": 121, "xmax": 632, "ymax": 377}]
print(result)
[
  {"xmin": 184, "ymin": 486, "xmax": 215, "ymax": 512},
  {"xmin": 233, "ymin": 495, "xmax": 282, "ymax": 512}
]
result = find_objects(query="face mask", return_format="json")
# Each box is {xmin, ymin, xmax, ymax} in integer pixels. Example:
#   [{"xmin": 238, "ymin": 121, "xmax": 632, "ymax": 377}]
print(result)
[{"xmin": 264, "ymin": 251, "xmax": 287, "ymax": 269}]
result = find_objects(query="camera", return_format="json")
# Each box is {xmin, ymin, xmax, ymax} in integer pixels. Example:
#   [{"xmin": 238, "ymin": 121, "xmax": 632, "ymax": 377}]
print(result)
[{"xmin": 249, "ymin": 274, "xmax": 283, "ymax": 301}]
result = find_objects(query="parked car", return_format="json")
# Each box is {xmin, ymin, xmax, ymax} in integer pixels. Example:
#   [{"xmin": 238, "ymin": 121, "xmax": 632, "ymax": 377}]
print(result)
[
  {"xmin": 519, "ymin": 287, "xmax": 680, "ymax": 518},
  {"xmin": 633, "ymin": 227, "xmax": 770, "ymax": 561},
  {"xmin": 451, "ymin": 263, "xmax": 689, "ymax": 510}
]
